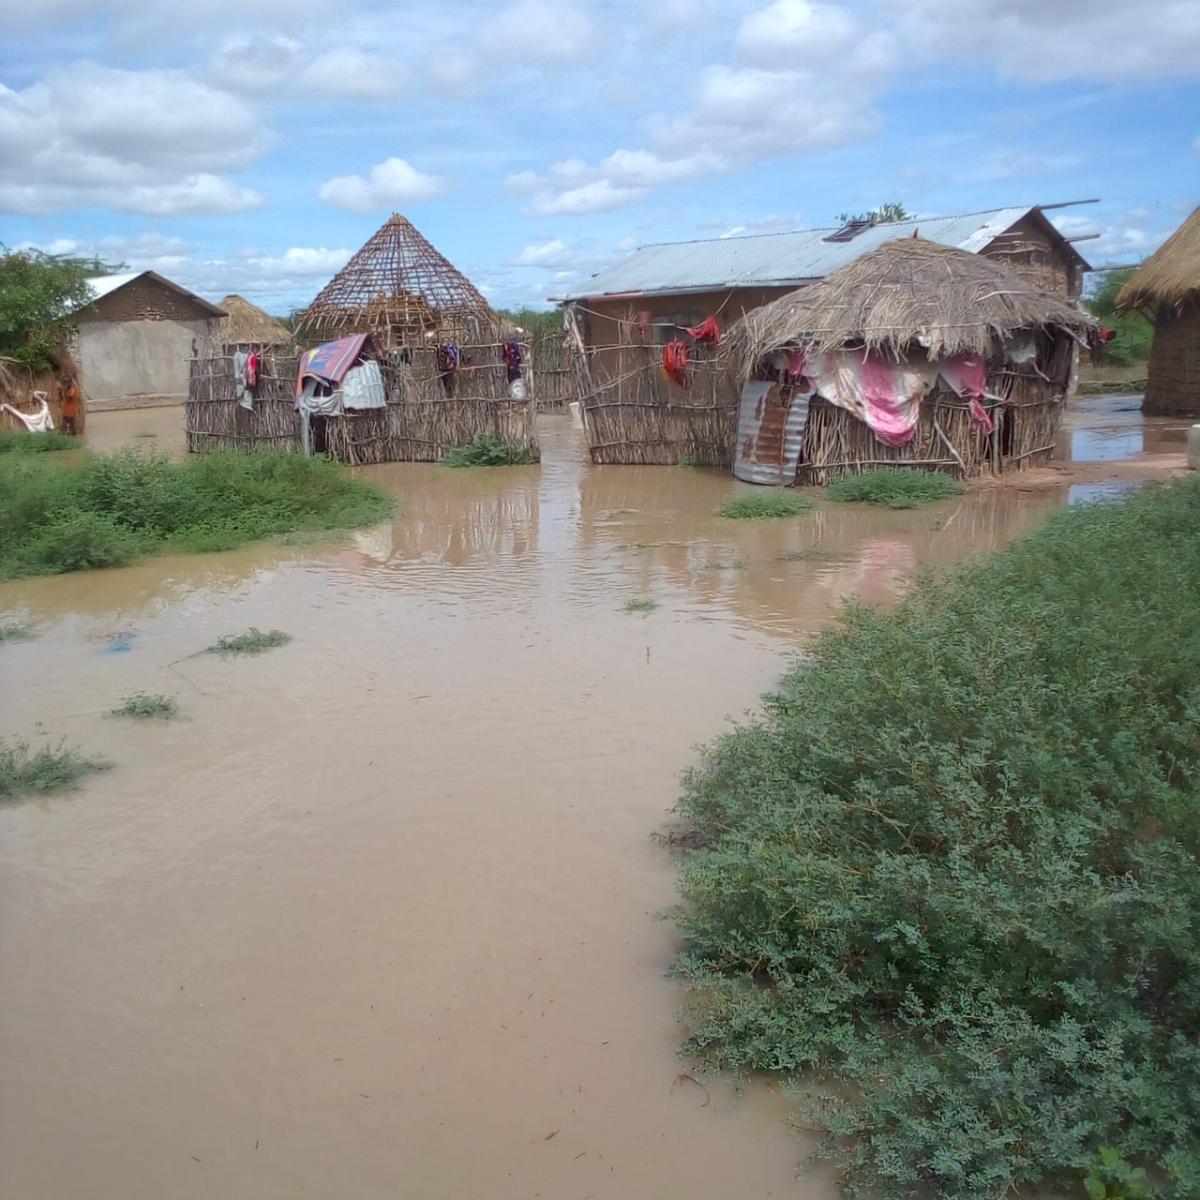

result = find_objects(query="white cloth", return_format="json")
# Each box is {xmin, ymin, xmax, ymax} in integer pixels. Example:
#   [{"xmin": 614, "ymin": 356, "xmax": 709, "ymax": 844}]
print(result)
[
  {"xmin": 2, "ymin": 398, "xmax": 54, "ymax": 432},
  {"xmin": 338, "ymin": 360, "xmax": 386, "ymax": 410},
  {"xmin": 233, "ymin": 350, "xmax": 251, "ymax": 410}
]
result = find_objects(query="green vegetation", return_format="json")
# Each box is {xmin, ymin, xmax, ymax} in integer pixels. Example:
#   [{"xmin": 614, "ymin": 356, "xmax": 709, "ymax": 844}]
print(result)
[
  {"xmin": 674, "ymin": 478, "xmax": 1200, "ymax": 1200},
  {"xmin": 624, "ymin": 597, "xmax": 658, "ymax": 614},
  {"xmin": 498, "ymin": 308, "xmax": 561, "ymax": 339},
  {"xmin": 1084, "ymin": 1148, "xmax": 1152, "ymax": 1200},
  {"xmin": 0, "ymin": 247, "xmax": 116, "ymax": 370},
  {"xmin": 836, "ymin": 201, "xmax": 910, "ymax": 225},
  {"xmin": 1086, "ymin": 268, "xmax": 1154, "ymax": 367},
  {"xmin": 442, "ymin": 435, "xmax": 537, "ymax": 467},
  {"xmin": 717, "ymin": 490, "xmax": 813, "ymax": 520},
  {"xmin": 208, "ymin": 627, "xmax": 292, "ymax": 656},
  {"xmin": 826, "ymin": 467, "xmax": 965, "ymax": 508},
  {"xmin": 0, "ymin": 428, "xmax": 77, "ymax": 454},
  {"xmin": 0, "ymin": 448, "xmax": 392, "ymax": 579},
  {"xmin": 0, "ymin": 619, "xmax": 36, "ymax": 643},
  {"xmin": 111, "ymin": 692, "xmax": 179, "ymax": 720},
  {"xmin": 0, "ymin": 738, "xmax": 108, "ymax": 803}
]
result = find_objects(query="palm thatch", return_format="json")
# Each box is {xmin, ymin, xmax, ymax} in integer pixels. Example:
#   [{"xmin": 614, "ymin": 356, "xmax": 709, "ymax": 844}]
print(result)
[
  {"xmin": 218, "ymin": 295, "xmax": 293, "ymax": 348},
  {"xmin": 727, "ymin": 237, "xmax": 1093, "ymax": 374},
  {"xmin": 1116, "ymin": 207, "xmax": 1200, "ymax": 312},
  {"xmin": 297, "ymin": 213, "xmax": 501, "ymax": 347}
]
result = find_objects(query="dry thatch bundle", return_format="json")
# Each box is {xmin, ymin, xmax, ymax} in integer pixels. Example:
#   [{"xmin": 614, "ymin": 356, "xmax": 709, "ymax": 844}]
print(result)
[
  {"xmin": 727, "ymin": 237, "xmax": 1093, "ymax": 373},
  {"xmin": 298, "ymin": 213, "xmax": 501, "ymax": 346},
  {"xmin": 1116, "ymin": 207, "xmax": 1200, "ymax": 312},
  {"xmin": 218, "ymin": 295, "xmax": 293, "ymax": 348}
]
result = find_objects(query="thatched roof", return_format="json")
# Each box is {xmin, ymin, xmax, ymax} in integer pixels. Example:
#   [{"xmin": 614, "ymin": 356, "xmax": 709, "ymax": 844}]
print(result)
[
  {"xmin": 299, "ymin": 213, "xmax": 499, "ymax": 342},
  {"xmin": 218, "ymin": 295, "xmax": 293, "ymax": 346},
  {"xmin": 727, "ymin": 236, "xmax": 1093, "ymax": 373},
  {"xmin": 1116, "ymin": 207, "xmax": 1200, "ymax": 311}
]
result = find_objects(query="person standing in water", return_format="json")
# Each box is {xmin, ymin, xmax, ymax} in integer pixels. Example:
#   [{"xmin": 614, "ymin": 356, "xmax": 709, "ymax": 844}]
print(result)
[{"xmin": 58, "ymin": 375, "xmax": 80, "ymax": 435}]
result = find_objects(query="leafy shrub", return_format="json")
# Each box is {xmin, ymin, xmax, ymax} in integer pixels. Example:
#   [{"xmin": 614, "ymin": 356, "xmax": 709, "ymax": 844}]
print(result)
[
  {"xmin": 624, "ymin": 597, "xmax": 658, "ymax": 613},
  {"xmin": 0, "ymin": 448, "xmax": 391, "ymax": 579},
  {"xmin": 0, "ymin": 738, "xmax": 108, "ymax": 802},
  {"xmin": 826, "ymin": 467, "xmax": 965, "ymax": 508},
  {"xmin": 0, "ymin": 428, "xmax": 76, "ymax": 454},
  {"xmin": 674, "ymin": 477, "xmax": 1200, "ymax": 1200},
  {"xmin": 442, "ymin": 435, "xmax": 537, "ymax": 467},
  {"xmin": 111, "ymin": 692, "xmax": 179, "ymax": 719},
  {"xmin": 208, "ymin": 627, "xmax": 292, "ymax": 656},
  {"xmin": 718, "ymin": 490, "xmax": 813, "ymax": 519}
]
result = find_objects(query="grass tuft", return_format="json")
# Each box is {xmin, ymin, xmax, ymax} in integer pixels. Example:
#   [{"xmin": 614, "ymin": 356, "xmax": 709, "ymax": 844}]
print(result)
[
  {"xmin": 624, "ymin": 597, "xmax": 658, "ymax": 614},
  {"xmin": 0, "ymin": 738, "xmax": 109, "ymax": 803},
  {"xmin": 0, "ymin": 619, "xmax": 36, "ymax": 643},
  {"xmin": 208, "ymin": 627, "xmax": 292, "ymax": 656},
  {"xmin": 826, "ymin": 467, "xmax": 965, "ymax": 509},
  {"xmin": 111, "ymin": 691, "xmax": 179, "ymax": 719},
  {"xmin": 0, "ymin": 448, "xmax": 392, "ymax": 580},
  {"xmin": 442, "ymin": 435, "xmax": 537, "ymax": 468},
  {"xmin": 718, "ymin": 490, "xmax": 813, "ymax": 520},
  {"xmin": 675, "ymin": 476, "xmax": 1200, "ymax": 1199},
  {"xmin": 0, "ymin": 428, "xmax": 77, "ymax": 454}
]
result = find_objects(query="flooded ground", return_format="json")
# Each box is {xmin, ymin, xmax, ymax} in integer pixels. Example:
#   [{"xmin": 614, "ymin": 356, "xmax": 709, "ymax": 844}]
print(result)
[{"xmin": 0, "ymin": 397, "xmax": 1185, "ymax": 1200}]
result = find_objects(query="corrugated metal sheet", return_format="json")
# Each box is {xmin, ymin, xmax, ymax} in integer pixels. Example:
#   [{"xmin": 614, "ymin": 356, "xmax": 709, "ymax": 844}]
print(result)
[
  {"xmin": 734, "ymin": 380, "xmax": 810, "ymax": 486},
  {"xmin": 86, "ymin": 272, "xmax": 142, "ymax": 301},
  {"xmin": 562, "ymin": 208, "xmax": 1035, "ymax": 300}
]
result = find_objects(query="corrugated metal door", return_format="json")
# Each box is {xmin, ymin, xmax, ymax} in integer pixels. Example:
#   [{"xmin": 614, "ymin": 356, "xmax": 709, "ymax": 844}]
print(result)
[{"xmin": 733, "ymin": 380, "xmax": 810, "ymax": 485}]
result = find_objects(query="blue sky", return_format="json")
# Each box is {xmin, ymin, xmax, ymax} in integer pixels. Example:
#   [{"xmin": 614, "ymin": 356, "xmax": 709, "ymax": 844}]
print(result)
[{"xmin": 2, "ymin": 0, "xmax": 1197, "ymax": 314}]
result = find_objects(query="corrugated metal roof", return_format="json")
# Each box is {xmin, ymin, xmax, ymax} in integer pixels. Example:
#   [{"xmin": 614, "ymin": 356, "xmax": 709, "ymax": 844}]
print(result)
[{"xmin": 560, "ymin": 207, "xmax": 1058, "ymax": 300}]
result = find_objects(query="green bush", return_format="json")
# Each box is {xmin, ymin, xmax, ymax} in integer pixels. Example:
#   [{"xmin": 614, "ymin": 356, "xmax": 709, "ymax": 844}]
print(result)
[
  {"xmin": 0, "ymin": 428, "xmax": 77, "ymax": 454},
  {"xmin": 718, "ymin": 490, "xmax": 813, "ymax": 519},
  {"xmin": 0, "ymin": 448, "xmax": 392, "ymax": 579},
  {"xmin": 0, "ymin": 738, "xmax": 108, "ymax": 803},
  {"xmin": 442, "ymin": 435, "xmax": 537, "ymax": 467},
  {"xmin": 674, "ymin": 478, "xmax": 1200, "ymax": 1200},
  {"xmin": 826, "ymin": 467, "xmax": 965, "ymax": 508},
  {"xmin": 208, "ymin": 627, "xmax": 291, "ymax": 656},
  {"xmin": 111, "ymin": 692, "xmax": 179, "ymax": 719}
]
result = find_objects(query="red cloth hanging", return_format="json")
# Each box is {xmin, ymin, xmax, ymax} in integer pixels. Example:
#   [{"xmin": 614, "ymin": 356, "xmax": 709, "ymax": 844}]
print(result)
[
  {"xmin": 684, "ymin": 315, "xmax": 721, "ymax": 344},
  {"xmin": 662, "ymin": 339, "xmax": 690, "ymax": 389}
]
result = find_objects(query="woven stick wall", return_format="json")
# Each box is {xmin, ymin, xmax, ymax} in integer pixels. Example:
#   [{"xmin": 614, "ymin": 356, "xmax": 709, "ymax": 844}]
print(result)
[
  {"xmin": 793, "ymin": 330, "xmax": 1075, "ymax": 484},
  {"xmin": 186, "ymin": 353, "xmax": 539, "ymax": 465},
  {"xmin": 575, "ymin": 340, "xmax": 738, "ymax": 465},
  {"xmin": 298, "ymin": 213, "xmax": 502, "ymax": 347}
]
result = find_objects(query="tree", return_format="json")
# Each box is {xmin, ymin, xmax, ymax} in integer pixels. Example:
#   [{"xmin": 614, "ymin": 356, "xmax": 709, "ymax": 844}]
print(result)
[
  {"xmin": 0, "ymin": 248, "xmax": 113, "ymax": 371},
  {"xmin": 1084, "ymin": 266, "xmax": 1154, "ymax": 367},
  {"xmin": 836, "ymin": 202, "xmax": 911, "ymax": 225}
]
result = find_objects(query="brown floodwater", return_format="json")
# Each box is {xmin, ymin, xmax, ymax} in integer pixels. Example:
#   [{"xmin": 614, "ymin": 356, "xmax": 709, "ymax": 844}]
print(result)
[{"xmin": 0, "ymin": 402, "xmax": 1150, "ymax": 1200}]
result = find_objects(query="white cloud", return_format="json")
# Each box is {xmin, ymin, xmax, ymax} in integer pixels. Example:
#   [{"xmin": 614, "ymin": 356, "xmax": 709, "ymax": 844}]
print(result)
[
  {"xmin": 0, "ymin": 65, "xmax": 266, "ymax": 215},
  {"xmin": 244, "ymin": 246, "xmax": 353, "ymax": 275},
  {"xmin": 316, "ymin": 157, "xmax": 446, "ymax": 211},
  {"xmin": 483, "ymin": 0, "xmax": 599, "ymax": 64},
  {"xmin": 209, "ymin": 35, "xmax": 407, "ymax": 100},
  {"xmin": 735, "ymin": 0, "xmax": 860, "ymax": 61},
  {"xmin": 528, "ymin": 179, "xmax": 649, "ymax": 216},
  {"xmin": 1051, "ymin": 212, "xmax": 1173, "ymax": 264},
  {"xmin": 894, "ymin": 0, "xmax": 1200, "ymax": 82},
  {"xmin": 514, "ymin": 239, "xmax": 573, "ymax": 267}
]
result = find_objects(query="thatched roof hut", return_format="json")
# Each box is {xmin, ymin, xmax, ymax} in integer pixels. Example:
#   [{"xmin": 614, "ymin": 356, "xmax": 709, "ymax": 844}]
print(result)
[
  {"xmin": 727, "ymin": 237, "xmax": 1093, "ymax": 484},
  {"xmin": 297, "ymin": 213, "xmax": 501, "ymax": 348},
  {"xmin": 1115, "ymin": 207, "xmax": 1200, "ymax": 416},
  {"xmin": 218, "ymin": 295, "xmax": 293, "ymax": 351}
]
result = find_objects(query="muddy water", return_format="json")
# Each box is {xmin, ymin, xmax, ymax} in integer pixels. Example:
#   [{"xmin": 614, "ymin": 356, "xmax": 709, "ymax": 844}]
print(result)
[{"xmin": 0, "ymin": 410, "xmax": 1097, "ymax": 1200}]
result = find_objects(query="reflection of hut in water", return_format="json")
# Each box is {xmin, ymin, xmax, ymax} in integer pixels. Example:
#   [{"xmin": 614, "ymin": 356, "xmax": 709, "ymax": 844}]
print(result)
[
  {"xmin": 1116, "ymin": 206, "xmax": 1200, "ymax": 416},
  {"xmin": 727, "ymin": 238, "xmax": 1094, "ymax": 485},
  {"xmin": 187, "ymin": 214, "xmax": 538, "ymax": 464}
]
